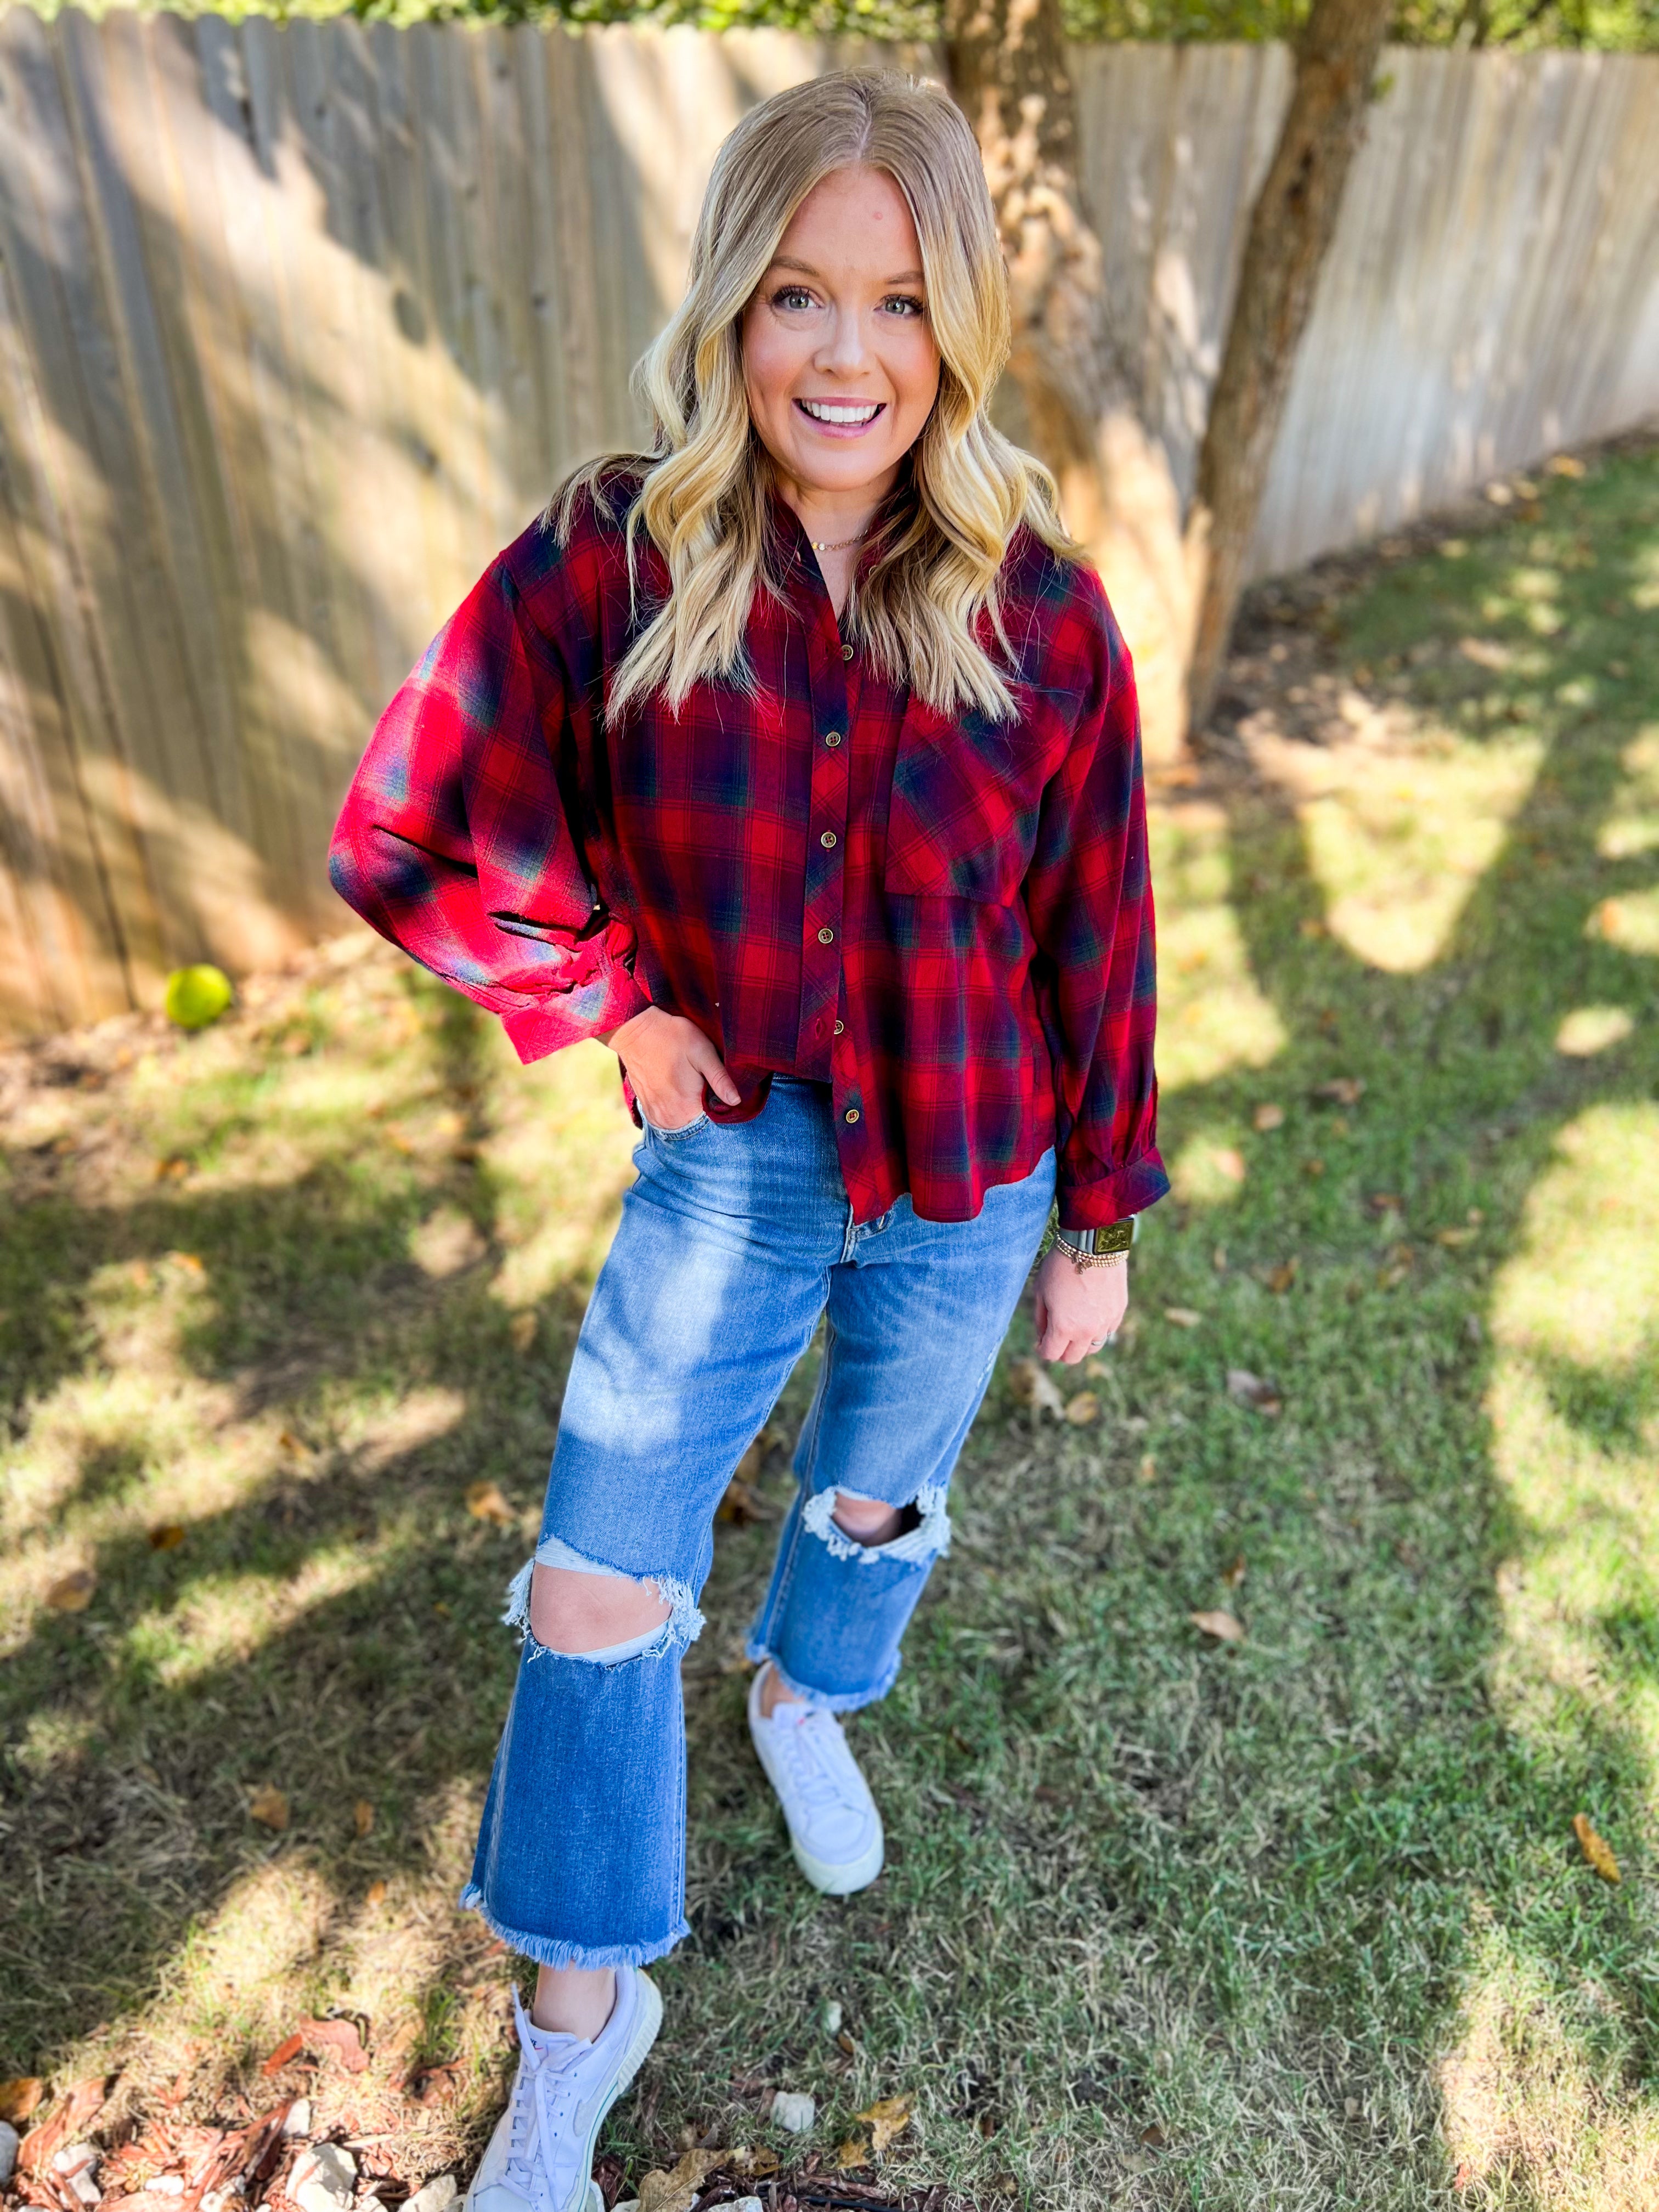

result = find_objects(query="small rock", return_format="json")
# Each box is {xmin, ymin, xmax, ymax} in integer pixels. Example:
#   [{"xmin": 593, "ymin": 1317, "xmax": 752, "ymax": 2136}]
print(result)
[
  {"xmin": 770, "ymin": 2090, "xmax": 816, "ymax": 2133},
  {"xmin": 612, "ymin": 2202, "xmax": 640, "ymax": 2212},
  {"xmin": 735, "ymin": 2200, "xmax": 765, "ymax": 2212},
  {"xmin": 290, "ymin": 2142, "xmax": 357, "ymax": 2212},
  {"xmin": 821, "ymin": 2000, "xmax": 843, "ymax": 2036},
  {"xmin": 404, "ymin": 2179, "xmax": 458, "ymax": 2212},
  {"xmin": 0, "ymin": 2124, "xmax": 19, "ymax": 2190},
  {"xmin": 281, "ymin": 2100, "xmax": 312, "ymax": 2140},
  {"xmin": 52, "ymin": 2147, "xmax": 100, "ymax": 2208}
]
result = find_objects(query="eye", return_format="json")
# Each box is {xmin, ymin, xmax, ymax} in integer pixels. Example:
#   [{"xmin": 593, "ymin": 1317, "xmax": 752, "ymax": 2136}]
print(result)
[
  {"xmin": 881, "ymin": 293, "xmax": 927, "ymax": 319},
  {"xmin": 771, "ymin": 285, "xmax": 816, "ymax": 312}
]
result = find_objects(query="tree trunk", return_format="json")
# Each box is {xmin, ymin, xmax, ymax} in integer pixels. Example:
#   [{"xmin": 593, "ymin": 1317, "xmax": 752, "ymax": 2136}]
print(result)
[
  {"xmin": 1184, "ymin": 0, "xmax": 1396, "ymax": 729},
  {"xmin": 943, "ymin": 0, "xmax": 1395, "ymax": 753},
  {"xmin": 942, "ymin": 0, "xmax": 1198, "ymax": 764}
]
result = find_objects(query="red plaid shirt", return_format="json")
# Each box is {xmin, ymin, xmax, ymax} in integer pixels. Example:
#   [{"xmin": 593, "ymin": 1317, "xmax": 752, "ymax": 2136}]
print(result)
[{"xmin": 329, "ymin": 479, "xmax": 1166, "ymax": 1229}]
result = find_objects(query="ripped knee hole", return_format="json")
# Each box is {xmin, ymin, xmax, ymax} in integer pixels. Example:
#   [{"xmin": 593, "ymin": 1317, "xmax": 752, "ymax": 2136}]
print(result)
[
  {"xmin": 804, "ymin": 1483, "xmax": 951, "ymax": 1567},
  {"xmin": 503, "ymin": 1544, "xmax": 704, "ymax": 1658}
]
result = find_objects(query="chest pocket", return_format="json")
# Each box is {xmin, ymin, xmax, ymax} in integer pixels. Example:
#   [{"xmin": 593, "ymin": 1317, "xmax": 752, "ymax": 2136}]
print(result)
[{"xmin": 882, "ymin": 688, "xmax": 1076, "ymax": 906}]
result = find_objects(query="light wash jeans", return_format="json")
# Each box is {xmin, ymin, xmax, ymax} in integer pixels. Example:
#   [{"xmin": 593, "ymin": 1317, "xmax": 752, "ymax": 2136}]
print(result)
[{"xmin": 461, "ymin": 1076, "xmax": 1055, "ymax": 1968}]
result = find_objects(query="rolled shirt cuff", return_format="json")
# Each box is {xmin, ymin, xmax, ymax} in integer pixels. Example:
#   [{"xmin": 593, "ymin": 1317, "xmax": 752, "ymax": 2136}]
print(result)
[
  {"xmin": 500, "ymin": 962, "xmax": 652, "ymax": 1064},
  {"xmin": 1056, "ymin": 1152, "xmax": 1170, "ymax": 1232}
]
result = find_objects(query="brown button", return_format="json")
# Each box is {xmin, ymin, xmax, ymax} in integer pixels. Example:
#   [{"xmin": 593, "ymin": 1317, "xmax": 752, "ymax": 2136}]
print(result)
[
  {"xmin": 817, "ymin": 926, "xmax": 834, "ymax": 944},
  {"xmin": 824, "ymin": 730, "xmax": 843, "ymax": 748},
  {"xmin": 840, "ymin": 641, "xmax": 854, "ymax": 661},
  {"xmin": 844, "ymin": 1107, "xmax": 860, "ymax": 1124},
  {"xmin": 833, "ymin": 1019, "xmax": 844, "ymax": 1035},
  {"xmin": 820, "ymin": 830, "xmax": 837, "ymax": 849}
]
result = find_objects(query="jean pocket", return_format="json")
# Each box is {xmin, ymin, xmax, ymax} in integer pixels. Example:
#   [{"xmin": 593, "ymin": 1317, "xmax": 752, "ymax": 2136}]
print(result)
[{"xmin": 641, "ymin": 1108, "xmax": 710, "ymax": 1145}]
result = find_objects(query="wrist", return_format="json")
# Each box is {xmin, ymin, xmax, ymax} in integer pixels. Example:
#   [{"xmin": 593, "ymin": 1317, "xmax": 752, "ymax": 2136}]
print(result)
[{"xmin": 1053, "ymin": 1216, "xmax": 1137, "ymax": 1263}]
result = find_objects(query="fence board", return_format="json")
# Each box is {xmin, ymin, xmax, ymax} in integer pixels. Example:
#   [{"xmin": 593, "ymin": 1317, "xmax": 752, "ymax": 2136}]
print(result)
[{"xmin": 1, "ymin": 16, "xmax": 1655, "ymax": 1036}]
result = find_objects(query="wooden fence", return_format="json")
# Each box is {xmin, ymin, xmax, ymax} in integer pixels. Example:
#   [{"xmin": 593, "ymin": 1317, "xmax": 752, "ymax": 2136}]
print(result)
[{"xmin": 0, "ymin": 17, "xmax": 1655, "ymax": 1037}]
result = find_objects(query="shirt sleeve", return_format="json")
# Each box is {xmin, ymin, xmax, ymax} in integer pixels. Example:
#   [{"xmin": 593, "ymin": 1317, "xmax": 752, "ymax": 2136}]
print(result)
[
  {"xmin": 328, "ymin": 552, "xmax": 651, "ymax": 1064},
  {"xmin": 1022, "ymin": 576, "xmax": 1170, "ymax": 1229}
]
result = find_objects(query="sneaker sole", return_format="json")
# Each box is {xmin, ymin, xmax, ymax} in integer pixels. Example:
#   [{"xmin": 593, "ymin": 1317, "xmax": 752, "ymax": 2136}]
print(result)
[
  {"xmin": 747, "ymin": 1681, "xmax": 885, "ymax": 1897},
  {"xmin": 789, "ymin": 1826, "xmax": 885, "ymax": 1897},
  {"xmin": 575, "ymin": 1969, "xmax": 663, "ymax": 2207}
]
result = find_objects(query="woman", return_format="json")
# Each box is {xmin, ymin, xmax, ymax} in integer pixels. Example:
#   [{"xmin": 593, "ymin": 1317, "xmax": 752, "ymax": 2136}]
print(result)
[{"xmin": 330, "ymin": 70, "xmax": 1165, "ymax": 2212}]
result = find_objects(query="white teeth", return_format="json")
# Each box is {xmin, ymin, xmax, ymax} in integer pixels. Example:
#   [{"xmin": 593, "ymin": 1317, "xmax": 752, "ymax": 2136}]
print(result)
[{"xmin": 799, "ymin": 399, "xmax": 881, "ymax": 425}]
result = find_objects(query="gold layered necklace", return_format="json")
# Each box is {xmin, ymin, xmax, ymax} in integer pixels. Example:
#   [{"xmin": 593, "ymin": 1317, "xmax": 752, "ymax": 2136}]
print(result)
[{"xmin": 809, "ymin": 531, "xmax": 865, "ymax": 553}]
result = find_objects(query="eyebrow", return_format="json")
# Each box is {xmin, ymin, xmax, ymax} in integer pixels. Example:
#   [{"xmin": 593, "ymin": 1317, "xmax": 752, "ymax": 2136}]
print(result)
[{"xmin": 769, "ymin": 255, "xmax": 927, "ymax": 286}]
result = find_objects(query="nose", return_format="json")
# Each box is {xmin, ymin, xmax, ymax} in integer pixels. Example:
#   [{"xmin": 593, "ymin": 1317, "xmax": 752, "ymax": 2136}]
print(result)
[{"xmin": 813, "ymin": 303, "xmax": 870, "ymax": 380}]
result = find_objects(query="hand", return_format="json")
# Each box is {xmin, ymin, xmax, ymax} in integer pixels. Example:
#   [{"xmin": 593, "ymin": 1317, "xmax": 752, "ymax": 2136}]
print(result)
[
  {"xmin": 601, "ymin": 1006, "xmax": 740, "ymax": 1131},
  {"xmin": 1032, "ymin": 1245, "xmax": 1128, "ymax": 1365}
]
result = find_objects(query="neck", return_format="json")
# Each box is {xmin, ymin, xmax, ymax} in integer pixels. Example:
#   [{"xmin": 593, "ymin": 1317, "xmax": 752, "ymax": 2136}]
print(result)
[{"xmin": 775, "ymin": 468, "xmax": 896, "ymax": 550}]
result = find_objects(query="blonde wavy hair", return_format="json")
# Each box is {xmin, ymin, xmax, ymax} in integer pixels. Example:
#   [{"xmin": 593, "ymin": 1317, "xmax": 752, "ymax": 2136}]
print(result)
[{"xmin": 552, "ymin": 70, "xmax": 1081, "ymax": 724}]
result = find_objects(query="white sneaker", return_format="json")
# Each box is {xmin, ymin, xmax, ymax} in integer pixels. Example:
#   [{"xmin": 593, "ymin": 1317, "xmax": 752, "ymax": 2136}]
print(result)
[
  {"xmin": 465, "ymin": 1969, "xmax": 662, "ymax": 2212},
  {"xmin": 747, "ymin": 1663, "xmax": 884, "ymax": 1896}
]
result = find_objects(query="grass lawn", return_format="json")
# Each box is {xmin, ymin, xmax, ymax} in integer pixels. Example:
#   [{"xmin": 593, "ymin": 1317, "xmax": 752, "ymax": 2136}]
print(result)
[{"xmin": 4, "ymin": 435, "xmax": 1658, "ymax": 2212}]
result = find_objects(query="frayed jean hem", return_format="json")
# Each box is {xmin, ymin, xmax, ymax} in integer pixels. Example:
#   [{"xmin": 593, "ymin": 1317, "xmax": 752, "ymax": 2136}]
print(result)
[
  {"xmin": 458, "ymin": 1886, "xmax": 689, "ymax": 1971},
  {"xmin": 744, "ymin": 1638, "xmax": 901, "ymax": 1714}
]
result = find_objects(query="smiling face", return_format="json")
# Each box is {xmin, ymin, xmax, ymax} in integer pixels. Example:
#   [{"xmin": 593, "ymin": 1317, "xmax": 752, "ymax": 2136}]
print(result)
[{"xmin": 741, "ymin": 164, "xmax": 943, "ymax": 524}]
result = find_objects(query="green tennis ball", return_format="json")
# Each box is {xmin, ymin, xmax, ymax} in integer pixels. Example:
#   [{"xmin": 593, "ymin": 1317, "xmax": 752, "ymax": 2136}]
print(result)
[{"xmin": 164, "ymin": 963, "xmax": 234, "ymax": 1031}]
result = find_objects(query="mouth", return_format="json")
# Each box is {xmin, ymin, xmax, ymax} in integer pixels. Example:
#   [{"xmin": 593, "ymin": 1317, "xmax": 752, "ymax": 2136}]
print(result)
[{"xmin": 794, "ymin": 398, "xmax": 885, "ymax": 432}]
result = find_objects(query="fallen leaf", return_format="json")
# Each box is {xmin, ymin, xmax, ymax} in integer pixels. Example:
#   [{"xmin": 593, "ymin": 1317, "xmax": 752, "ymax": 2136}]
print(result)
[
  {"xmin": 413, "ymin": 2062, "xmax": 460, "ymax": 2108},
  {"xmin": 0, "ymin": 2079, "xmax": 44, "ymax": 2124},
  {"xmin": 855, "ymin": 2095, "xmax": 913, "ymax": 2153},
  {"xmin": 1084, "ymin": 1357, "xmax": 1110, "ymax": 1380},
  {"xmin": 148, "ymin": 1524, "xmax": 187, "ymax": 1551},
  {"xmin": 365, "ymin": 1881, "xmax": 388, "ymax": 1907},
  {"xmin": 279, "ymin": 1430, "xmax": 316, "ymax": 1462},
  {"xmin": 1189, "ymin": 1609, "xmax": 1245, "ymax": 1644},
  {"xmin": 262, "ymin": 2034, "xmax": 306, "ymax": 2077},
  {"xmin": 170, "ymin": 1252, "xmax": 206, "ymax": 1278},
  {"xmin": 835, "ymin": 2137, "xmax": 871, "ymax": 2171},
  {"xmin": 1299, "ymin": 917, "xmax": 1328, "ymax": 939},
  {"xmin": 1252, "ymin": 1103, "xmax": 1285, "ymax": 1132},
  {"xmin": 1136, "ymin": 1452, "xmax": 1158, "ymax": 1485},
  {"xmin": 1140, "ymin": 2121, "xmax": 1168, "ymax": 2148},
  {"xmin": 298, "ymin": 2018, "xmax": 369, "ymax": 2074},
  {"xmin": 1212, "ymin": 1147, "xmax": 1246, "ymax": 1183},
  {"xmin": 1007, "ymin": 1356, "xmax": 1065, "ymax": 1417},
  {"xmin": 19, "ymin": 2079, "xmax": 109, "ymax": 2174},
  {"xmin": 1221, "ymin": 1555, "xmax": 1246, "ymax": 1587},
  {"xmin": 1264, "ymin": 1260, "xmax": 1299, "ymax": 1294},
  {"xmin": 1377, "ymin": 1264, "xmax": 1409, "ymax": 1290},
  {"xmin": 1064, "ymin": 1391, "xmax": 1099, "ymax": 1426},
  {"xmin": 637, "ymin": 2148, "xmax": 723, "ymax": 2212},
  {"xmin": 1573, "ymin": 1812, "xmax": 1621, "ymax": 1884},
  {"xmin": 1304, "ymin": 1158, "xmax": 1327, "ymax": 1178},
  {"xmin": 353, "ymin": 1800, "xmax": 375, "ymax": 1838},
  {"xmin": 1226, "ymin": 1369, "xmax": 1281, "ymax": 1414},
  {"xmin": 1316, "ymin": 1077, "xmax": 1364, "ymax": 1106},
  {"xmin": 1547, "ymin": 453, "xmax": 1585, "ymax": 477},
  {"xmin": 1435, "ymin": 1227, "xmax": 1477, "ymax": 1248},
  {"xmin": 1368, "ymin": 1192, "xmax": 1403, "ymax": 1215},
  {"xmin": 508, "ymin": 1312, "xmax": 537, "ymax": 1353},
  {"xmin": 44, "ymin": 1568, "xmax": 97, "ymax": 1613},
  {"xmin": 249, "ymin": 1785, "xmax": 290, "ymax": 1832},
  {"xmin": 716, "ymin": 1474, "xmax": 771, "ymax": 1525},
  {"xmin": 733, "ymin": 2147, "xmax": 779, "ymax": 2178},
  {"xmin": 1164, "ymin": 1307, "xmax": 1201, "ymax": 1329},
  {"xmin": 465, "ymin": 1481, "xmax": 515, "ymax": 1526}
]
